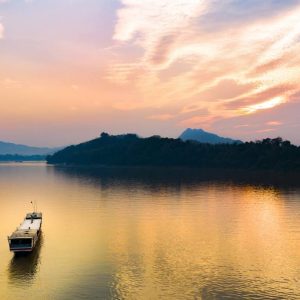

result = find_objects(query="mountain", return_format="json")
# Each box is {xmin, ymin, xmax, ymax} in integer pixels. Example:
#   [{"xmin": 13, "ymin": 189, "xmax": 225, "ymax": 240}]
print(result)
[
  {"xmin": 0, "ymin": 141, "xmax": 60, "ymax": 155},
  {"xmin": 47, "ymin": 133, "xmax": 300, "ymax": 171},
  {"xmin": 179, "ymin": 128, "xmax": 242, "ymax": 144}
]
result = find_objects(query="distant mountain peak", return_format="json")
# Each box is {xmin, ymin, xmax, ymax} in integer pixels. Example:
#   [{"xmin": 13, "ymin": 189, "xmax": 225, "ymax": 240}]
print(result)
[
  {"xmin": 179, "ymin": 128, "xmax": 242, "ymax": 144},
  {"xmin": 0, "ymin": 140, "xmax": 60, "ymax": 155}
]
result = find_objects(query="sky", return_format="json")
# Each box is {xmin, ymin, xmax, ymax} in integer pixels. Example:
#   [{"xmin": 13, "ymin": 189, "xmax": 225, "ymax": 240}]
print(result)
[{"xmin": 1, "ymin": 0, "xmax": 300, "ymax": 147}]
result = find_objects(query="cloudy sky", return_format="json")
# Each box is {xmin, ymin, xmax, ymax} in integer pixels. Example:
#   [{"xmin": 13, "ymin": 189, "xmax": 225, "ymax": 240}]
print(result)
[{"xmin": 1, "ymin": 0, "xmax": 300, "ymax": 146}]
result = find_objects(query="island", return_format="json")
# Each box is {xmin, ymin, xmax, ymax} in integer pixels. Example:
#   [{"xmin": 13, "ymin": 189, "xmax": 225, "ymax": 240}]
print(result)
[{"xmin": 46, "ymin": 133, "xmax": 300, "ymax": 171}]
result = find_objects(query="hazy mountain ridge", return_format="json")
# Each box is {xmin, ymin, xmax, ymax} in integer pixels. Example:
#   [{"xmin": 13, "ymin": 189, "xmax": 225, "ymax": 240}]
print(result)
[
  {"xmin": 179, "ymin": 128, "xmax": 242, "ymax": 144},
  {"xmin": 0, "ymin": 141, "xmax": 60, "ymax": 155}
]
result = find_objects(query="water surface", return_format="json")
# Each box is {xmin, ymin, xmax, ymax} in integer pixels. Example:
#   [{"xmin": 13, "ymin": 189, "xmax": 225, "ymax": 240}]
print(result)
[{"xmin": 0, "ymin": 163, "xmax": 300, "ymax": 299}]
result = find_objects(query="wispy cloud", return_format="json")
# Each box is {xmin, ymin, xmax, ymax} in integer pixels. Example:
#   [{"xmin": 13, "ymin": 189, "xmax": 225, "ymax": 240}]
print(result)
[
  {"xmin": 1, "ymin": 0, "xmax": 300, "ymax": 145},
  {"xmin": 111, "ymin": 0, "xmax": 300, "ymax": 134},
  {"xmin": 147, "ymin": 114, "xmax": 174, "ymax": 121},
  {"xmin": 0, "ymin": 23, "xmax": 3, "ymax": 39},
  {"xmin": 0, "ymin": 78, "xmax": 22, "ymax": 88},
  {"xmin": 266, "ymin": 121, "xmax": 282, "ymax": 126},
  {"xmin": 242, "ymin": 96, "xmax": 287, "ymax": 114},
  {"xmin": 1, "ymin": 0, "xmax": 8, "ymax": 39}
]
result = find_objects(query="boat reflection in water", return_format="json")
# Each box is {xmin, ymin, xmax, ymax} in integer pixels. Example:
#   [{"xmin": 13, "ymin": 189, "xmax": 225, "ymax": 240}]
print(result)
[{"xmin": 8, "ymin": 233, "xmax": 43, "ymax": 286}]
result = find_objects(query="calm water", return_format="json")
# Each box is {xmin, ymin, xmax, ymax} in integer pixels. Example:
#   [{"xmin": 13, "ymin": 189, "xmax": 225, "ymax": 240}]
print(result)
[{"xmin": 0, "ymin": 163, "xmax": 300, "ymax": 299}]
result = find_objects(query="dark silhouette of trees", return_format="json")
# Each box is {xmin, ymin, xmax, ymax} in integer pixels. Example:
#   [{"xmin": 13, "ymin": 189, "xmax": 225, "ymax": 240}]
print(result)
[{"xmin": 47, "ymin": 133, "xmax": 300, "ymax": 171}]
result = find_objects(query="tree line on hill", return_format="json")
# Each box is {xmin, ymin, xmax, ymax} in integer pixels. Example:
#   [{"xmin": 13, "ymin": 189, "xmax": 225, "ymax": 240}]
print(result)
[{"xmin": 46, "ymin": 133, "xmax": 300, "ymax": 171}]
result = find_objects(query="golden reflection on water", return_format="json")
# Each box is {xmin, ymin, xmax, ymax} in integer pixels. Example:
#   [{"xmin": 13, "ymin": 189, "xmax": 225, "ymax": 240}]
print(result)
[{"xmin": 0, "ymin": 163, "xmax": 300, "ymax": 299}]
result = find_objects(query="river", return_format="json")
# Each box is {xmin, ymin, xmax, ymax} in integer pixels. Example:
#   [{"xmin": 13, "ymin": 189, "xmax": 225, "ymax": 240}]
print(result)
[{"xmin": 0, "ymin": 163, "xmax": 300, "ymax": 299}]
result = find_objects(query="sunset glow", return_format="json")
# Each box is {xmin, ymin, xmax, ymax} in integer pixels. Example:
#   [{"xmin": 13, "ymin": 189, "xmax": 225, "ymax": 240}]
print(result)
[
  {"xmin": 0, "ymin": 0, "xmax": 300, "ymax": 146},
  {"xmin": 243, "ymin": 97, "xmax": 286, "ymax": 114}
]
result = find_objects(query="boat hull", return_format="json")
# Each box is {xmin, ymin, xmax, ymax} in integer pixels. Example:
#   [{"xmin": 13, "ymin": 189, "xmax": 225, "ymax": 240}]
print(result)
[
  {"xmin": 8, "ymin": 212, "xmax": 42, "ymax": 253},
  {"xmin": 11, "ymin": 248, "xmax": 34, "ymax": 253}
]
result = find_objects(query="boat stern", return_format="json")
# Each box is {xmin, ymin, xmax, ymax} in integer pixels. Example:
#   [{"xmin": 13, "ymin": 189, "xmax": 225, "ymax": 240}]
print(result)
[{"xmin": 8, "ymin": 237, "xmax": 33, "ymax": 252}]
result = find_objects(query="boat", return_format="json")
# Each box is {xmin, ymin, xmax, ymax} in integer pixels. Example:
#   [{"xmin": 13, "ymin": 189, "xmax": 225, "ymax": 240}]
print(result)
[{"xmin": 8, "ymin": 212, "xmax": 42, "ymax": 253}]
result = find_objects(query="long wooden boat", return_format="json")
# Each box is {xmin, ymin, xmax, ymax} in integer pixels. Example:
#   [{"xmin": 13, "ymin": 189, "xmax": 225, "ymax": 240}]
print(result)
[{"xmin": 8, "ymin": 212, "xmax": 42, "ymax": 253}]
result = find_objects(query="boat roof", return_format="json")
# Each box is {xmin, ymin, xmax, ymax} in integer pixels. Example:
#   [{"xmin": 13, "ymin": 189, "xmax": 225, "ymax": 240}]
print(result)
[
  {"xmin": 9, "ymin": 212, "xmax": 42, "ymax": 240},
  {"xmin": 19, "ymin": 219, "xmax": 42, "ymax": 231}
]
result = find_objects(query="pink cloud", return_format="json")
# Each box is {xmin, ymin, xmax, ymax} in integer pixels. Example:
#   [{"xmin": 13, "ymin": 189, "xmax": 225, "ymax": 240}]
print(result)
[
  {"xmin": 0, "ymin": 23, "xmax": 4, "ymax": 39},
  {"xmin": 2, "ymin": 0, "xmax": 300, "ymax": 145},
  {"xmin": 266, "ymin": 121, "xmax": 282, "ymax": 126},
  {"xmin": 256, "ymin": 128, "xmax": 275, "ymax": 133},
  {"xmin": 110, "ymin": 2, "xmax": 300, "ymax": 126},
  {"xmin": 147, "ymin": 114, "xmax": 174, "ymax": 121},
  {"xmin": 223, "ymin": 84, "xmax": 296, "ymax": 111}
]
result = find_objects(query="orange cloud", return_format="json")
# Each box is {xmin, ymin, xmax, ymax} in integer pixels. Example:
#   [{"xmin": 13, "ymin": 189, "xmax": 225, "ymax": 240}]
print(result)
[
  {"xmin": 266, "ymin": 121, "xmax": 282, "ymax": 126},
  {"xmin": 1, "ymin": 0, "xmax": 300, "ymax": 145},
  {"xmin": 242, "ymin": 96, "xmax": 286, "ymax": 114},
  {"xmin": 180, "ymin": 115, "xmax": 219, "ymax": 128},
  {"xmin": 224, "ymin": 84, "xmax": 295, "ymax": 111},
  {"xmin": 256, "ymin": 128, "xmax": 275, "ymax": 133},
  {"xmin": 147, "ymin": 114, "xmax": 174, "ymax": 121},
  {"xmin": 110, "ymin": 2, "xmax": 300, "ymax": 126}
]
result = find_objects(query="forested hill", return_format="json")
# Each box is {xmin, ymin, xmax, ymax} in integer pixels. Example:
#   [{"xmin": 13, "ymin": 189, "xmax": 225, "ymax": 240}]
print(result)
[{"xmin": 47, "ymin": 133, "xmax": 300, "ymax": 171}]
